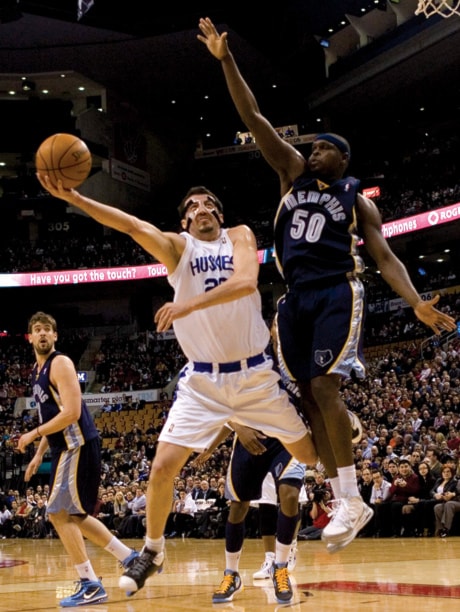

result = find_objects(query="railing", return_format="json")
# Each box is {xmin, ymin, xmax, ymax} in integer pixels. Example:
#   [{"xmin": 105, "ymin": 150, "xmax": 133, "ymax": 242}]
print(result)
[{"xmin": 420, "ymin": 328, "xmax": 458, "ymax": 358}]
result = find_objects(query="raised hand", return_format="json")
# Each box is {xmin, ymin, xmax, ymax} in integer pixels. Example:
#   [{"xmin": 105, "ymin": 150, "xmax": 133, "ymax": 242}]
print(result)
[
  {"xmin": 413, "ymin": 294, "xmax": 457, "ymax": 335},
  {"xmin": 197, "ymin": 17, "xmax": 229, "ymax": 60}
]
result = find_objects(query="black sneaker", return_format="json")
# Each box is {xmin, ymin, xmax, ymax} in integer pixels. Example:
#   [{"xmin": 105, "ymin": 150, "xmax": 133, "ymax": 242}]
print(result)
[
  {"xmin": 119, "ymin": 548, "xmax": 164, "ymax": 596},
  {"xmin": 270, "ymin": 562, "xmax": 293, "ymax": 604},
  {"xmin": 212, "ymin": 570, "xmax": 243, "ymax": 603}
]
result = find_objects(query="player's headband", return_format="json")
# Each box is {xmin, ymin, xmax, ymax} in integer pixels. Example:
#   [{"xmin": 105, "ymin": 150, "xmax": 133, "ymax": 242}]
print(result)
[{"xmin": 314, "ymin": 133, "xmax": 351, "ymax": 158}]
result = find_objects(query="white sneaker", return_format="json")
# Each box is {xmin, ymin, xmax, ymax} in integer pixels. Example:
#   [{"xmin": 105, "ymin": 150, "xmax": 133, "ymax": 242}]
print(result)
[
  {"xmin": 347, "ymin": 410, "xmax": 363, "ymax": 444},
  {"xmin": 321, "ymin": 496, "xmax": 373, "ymax": 548},
  {"xmin": 253, "ymin": 554, "xmax": 275, "ymax": 580},
  {"xmin": 287, "ymin": 541, "xmax": 297, "ymax": 572}
]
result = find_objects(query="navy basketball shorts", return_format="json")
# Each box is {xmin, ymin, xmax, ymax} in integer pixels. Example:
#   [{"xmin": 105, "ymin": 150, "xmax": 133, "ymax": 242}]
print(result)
[
  {"xmin": 276, "ymin": 276, "xmax": 366, "ymax": 382},
  {"xmin": 47, "ymin": 437, "xmax": 102, "ymax": 516},
  {"xmin": 226, "ymin": 436, "xmax": 304, "ymax": 502}
]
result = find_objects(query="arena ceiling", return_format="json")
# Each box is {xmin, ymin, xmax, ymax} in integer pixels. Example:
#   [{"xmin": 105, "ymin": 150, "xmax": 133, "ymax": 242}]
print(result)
[
  {"xmin": 0, "ymin": 0, "xmax": 458, "ymax": 151},
  {"xmin": 0, "ymin": 1, "xmax": 459, "ymax": 236}
]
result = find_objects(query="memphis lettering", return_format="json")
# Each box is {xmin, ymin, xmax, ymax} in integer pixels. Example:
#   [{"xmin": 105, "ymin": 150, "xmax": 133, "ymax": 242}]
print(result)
[
  {"xmin": 33, "ymin": 384, "xmax": 49, "ymax": 404},
  {"xmin": 283, "ymin": 190, "xmax": 346, "ymax": 221}
]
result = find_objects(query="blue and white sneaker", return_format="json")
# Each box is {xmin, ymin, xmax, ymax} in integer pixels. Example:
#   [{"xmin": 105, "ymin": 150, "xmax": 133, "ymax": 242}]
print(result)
[
  {"xmin": 59, "ymin": 578, "xmax": 107, "ymax": 607},
  {"xmin": 121, "ymin": 549, "xmax": 140, "ymax": 569}
]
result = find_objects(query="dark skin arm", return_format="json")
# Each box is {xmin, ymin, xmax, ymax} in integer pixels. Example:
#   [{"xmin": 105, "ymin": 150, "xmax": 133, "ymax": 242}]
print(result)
[
  {"xmin": 198, "ymin": 16, "xmax": 306, "ymax": 196},
  {"xmin": 358, "ymin": 194, "xmax": 456, "ymax": 335}
]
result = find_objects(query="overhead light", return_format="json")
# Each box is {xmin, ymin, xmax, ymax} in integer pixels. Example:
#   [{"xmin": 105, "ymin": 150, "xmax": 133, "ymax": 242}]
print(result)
[{"xmin": 21, "ymin": 79, "xmax": 35, "ymax": 92}]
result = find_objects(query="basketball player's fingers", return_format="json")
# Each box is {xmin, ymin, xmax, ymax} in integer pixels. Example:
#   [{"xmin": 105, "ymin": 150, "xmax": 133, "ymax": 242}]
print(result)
[{"xmin": 156, "ymin": 311, "xmax": 172, "ymax": 332}]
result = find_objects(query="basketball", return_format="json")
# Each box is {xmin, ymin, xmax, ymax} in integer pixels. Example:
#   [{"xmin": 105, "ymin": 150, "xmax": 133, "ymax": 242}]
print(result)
[{"xmin": 35, "ymin": 133, "xmax": 92, "ymax": 190}]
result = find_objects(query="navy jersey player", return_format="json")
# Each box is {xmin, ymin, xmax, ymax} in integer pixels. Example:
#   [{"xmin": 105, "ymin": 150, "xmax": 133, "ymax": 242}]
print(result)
[
  {"xmin": 198, "ymin": 16, "xmax": 457, "ymax": 552},
  {"xmin": 17, "ymin": 311, "xmax": 139, "ymax": 607},
  {"xmin": 35, "ymin": 177, "xmax": 318, "ymax": 597}
]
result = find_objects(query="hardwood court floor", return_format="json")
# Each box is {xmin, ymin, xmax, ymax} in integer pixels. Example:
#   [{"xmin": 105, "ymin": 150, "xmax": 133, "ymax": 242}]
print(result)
[{"xmin": 1, "ymin": 536, "xmax": 459, "ymax": 611}]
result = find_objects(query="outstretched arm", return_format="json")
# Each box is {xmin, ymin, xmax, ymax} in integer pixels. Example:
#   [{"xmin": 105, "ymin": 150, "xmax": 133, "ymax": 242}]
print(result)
[
  {"xmin": 358, "ymin": 194, "xmax": 457, "ymax": 335},
  {"xmin": 197, "ymin": 17, "xmax": 305, "ymax": 193},
  {"xmin": 36, "ymin": 174, "xmax": 184, "ymax": 273}
]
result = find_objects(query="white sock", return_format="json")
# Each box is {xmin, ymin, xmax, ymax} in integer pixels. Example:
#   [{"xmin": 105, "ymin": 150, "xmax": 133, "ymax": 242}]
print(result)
[
  {"xmin": 144, "ymin": 536, "xmax": 165, "ymax": 553},
  {"xmin": 337, "ymin": 465, "xmax": 360, "ymax": 498},
  {"xmin": 75, "ymin": 560, "xmax": 99, "ymax": 583},
  {"xmin": 225, "ymin": 550, "xmax": 241, "ymax": 572},
  {"xmin": 104, "ymin": 536, "xmax": 133, "ymax": 562},
  {"xmin": 329, "ymin": 476, "xmax": 341, "ymax": 499},
  {"xmin": 275, "ymin": 540, "xmax": 291, "ymax": 565}
]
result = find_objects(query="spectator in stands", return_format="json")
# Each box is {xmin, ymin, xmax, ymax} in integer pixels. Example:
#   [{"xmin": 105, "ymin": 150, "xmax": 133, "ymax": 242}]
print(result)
[
  {"xmin": 112, "ymin": 491, "xmax": 129, "ymax": 533},
  {"xmin": 118, "ymin": 487, "xmax": 146, "ymax": 539},
  {"xmin": 168, "ymin": 489, "xmax": 197, "ymax": 538},
  {"xmin": 27, "ymin": 497, "xmax": 49, "ymax": 538},
  {"xmin": 384, "ymin": 459, "xmax": 400, "ymax": 483},
  {"xmin": 11, "ymin": 496, "xmax": 32, "ymax": 536},
  {"xmin": 297, "ymin": 488, "xmax": 333, "ymax": 541},
  {"xmin": 357, "ymin": 467, "xmax": 374, "ymax": 537},
  {"xmin": 424, "ymin": 446, "xmax": 443, "ymax": 479},
  {"xmin": 96, "ymin": 492, "xmax": 115, "ymax": 530},
  {"xmin": 368, "ymin": 468, "xmax": 392, "ymax": 536},
  {"xmin": 434, "ymin": 472, "xmax": 460, "ymax": 537},
  {"xmin": 102, "ymin": 399, "xmax": 113, "ymax": 413},
  {"xmin": 374, "ymin": 459, "xmax": 420, "ymax": 537},
  {"xmin": 0, "ymin": 502, "xmax": 13, "ymax": 539},
  {"xmin": 406, "ymin": 460, "xmax": 437, "ymax": 536}
]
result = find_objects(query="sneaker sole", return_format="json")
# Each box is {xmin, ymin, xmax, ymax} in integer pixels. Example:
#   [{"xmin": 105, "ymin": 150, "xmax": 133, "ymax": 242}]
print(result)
[
  {"xmin": 325, "ymin": 506, "xmax": 374, "ymax": 552},
  {"xmin": 275, "ymin": 593, "xmax": 293, "ymax": 604},
  {"xmin": 212, "ymin": 583, "xmax": 243, "ymax": 603},
  {"xmin": 59, "ymin": 594, "xmax": 108, "ymax": 607}
]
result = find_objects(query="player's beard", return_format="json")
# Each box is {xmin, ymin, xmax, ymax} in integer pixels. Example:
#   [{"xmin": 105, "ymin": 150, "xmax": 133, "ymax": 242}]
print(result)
[{"xmin": 35, "ymin": 340, "xmax": 53, "ymax": 355}]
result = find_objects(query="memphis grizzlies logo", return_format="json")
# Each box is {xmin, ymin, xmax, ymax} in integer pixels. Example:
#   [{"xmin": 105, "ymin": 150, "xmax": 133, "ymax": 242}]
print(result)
[{"xmin": 315, "ymin": 349, "xmax": 333, "ymax": 367}]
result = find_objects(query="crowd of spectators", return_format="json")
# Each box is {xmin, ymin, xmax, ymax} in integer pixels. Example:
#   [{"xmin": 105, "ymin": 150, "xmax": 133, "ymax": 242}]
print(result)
[
  {"xmin": 0, "ymin": 235, "xmax": 157, "ymax": 274},
  {"xmin": 1, "ymin": 320, "xmax": 460, "ymax": 541},
  {"xmin": 93, "ymin": 331, "xmax": 186, "ymax": 392},
  {"xmin": 1, "ymin": 134, "xmax": 459, "ymax": 268}
]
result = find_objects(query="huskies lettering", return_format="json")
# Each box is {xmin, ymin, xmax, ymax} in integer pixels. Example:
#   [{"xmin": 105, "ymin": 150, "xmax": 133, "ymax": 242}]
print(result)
[
  {"xmin": 189, "ymin": 254, "xmax": 233, "ymax": 275},
  {"xmin": 283, "ymin": 191, "xmax": 346, "ymax": 221},
  {"xmin": 33, "ymin": 383, "xmax": 49, "ymax": 404}
]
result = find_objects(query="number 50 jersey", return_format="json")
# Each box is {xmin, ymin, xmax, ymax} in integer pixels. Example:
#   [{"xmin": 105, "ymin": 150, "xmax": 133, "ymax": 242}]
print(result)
[{"xmin": 274, "ymin": 174, "xmax": 365, "ymax": 288}]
